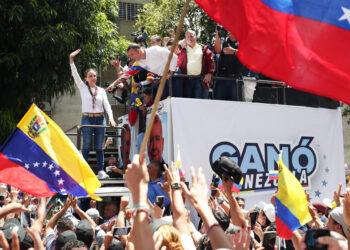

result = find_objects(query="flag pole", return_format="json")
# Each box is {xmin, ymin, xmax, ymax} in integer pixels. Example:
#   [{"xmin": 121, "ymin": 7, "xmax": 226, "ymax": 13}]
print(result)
[{"xmin": 139, "ymin": 0, "xmax": 191, "ymax": 155}]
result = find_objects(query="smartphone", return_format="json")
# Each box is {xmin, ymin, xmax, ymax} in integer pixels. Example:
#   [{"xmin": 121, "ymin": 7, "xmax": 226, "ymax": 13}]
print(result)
[
  {"xmin": 249, "ymin": 211, "xmax": 259, "ymax": 228},
  {"xmin": 185, "ymin": 181, "xmax": 190, "ymax": 190},
  {"xmin": 262, "ymin": 231, "xmax": 277, "ymax": 250},
  {"xmin": 305, "ymin": 228, "xmax": 330, "ymax": 250},
  {"xmin": 211, "ymin": 174, "xmax": 220, "ymax": 197},
  {"xmin": 155, "ymin": 196, "xmax": 165, "ymax": 209},
  {"xmin": 113, "ymin": 227, "xmax": 131, "ymax": 236}
]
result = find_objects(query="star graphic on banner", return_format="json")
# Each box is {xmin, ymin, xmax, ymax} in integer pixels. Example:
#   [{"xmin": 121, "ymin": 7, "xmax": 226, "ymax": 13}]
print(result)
[
  {"xmin": 33, "ymin": 162, "xmax": 40, "ymax": 167},
  {"xmin": 322, "ymin": 180, "xmax": 327, "ymax": 187},
  {"xmin": 54, "ymin": 170, "xmax": 60, "ymax": 176},
  {"xmin": 48, "ymin": 164, "xmax": 54, "ymax": 170},
  {"xmin": 24, "ymin": 163, "xmax": 30, "ymax": 169},
  {"xmin": 315, "ymin": 189, "xmax": 321, "ymax": 198},
  {"xmin": 58, "ymin": 178, "xmax": 65, "ymax": 185},
  {"xmin": 316, "ymin": 144, "xmax": 320, "ymax": 147},
  {"xmin": 339, "ymin": 6, "xmax": 350, "ymax": 25},
  {"xmin": 325, "ymin": 168, "xmax": 329, "ymax": 173},
  {"xmin": 323, "ymin": 155, "xmax": 327, "ymax": 159},
  {"xmin": 42, "ymin": 161, "xmax": 47, "ymax": 167},
  {"xmin": 60, "ymin": 188, "xmax": 66, "ymax": 193}
]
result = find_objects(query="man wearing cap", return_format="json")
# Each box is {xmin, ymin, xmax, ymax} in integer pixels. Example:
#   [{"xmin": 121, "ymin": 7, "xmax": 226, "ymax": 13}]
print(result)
[
  {"xmin": 327, "ymin": 207, "xmax": 348, "ymax": 238},
  {"xmin": 86, "ymin": 208, "xmax": 105, "ymax": 248}
]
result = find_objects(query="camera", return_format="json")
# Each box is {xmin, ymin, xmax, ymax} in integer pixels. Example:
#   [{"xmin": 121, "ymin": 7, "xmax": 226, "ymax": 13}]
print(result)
[
  {"xmin": 211, "ymin": 156, "xmax": 242, "ymax": 184},
  {"xmin": 216, "ymin": 25, "xmax": 228, "ymax": 37},
  {"xmin": 131, "ymin": 26, "xmax": 148, "ymax": 47}
]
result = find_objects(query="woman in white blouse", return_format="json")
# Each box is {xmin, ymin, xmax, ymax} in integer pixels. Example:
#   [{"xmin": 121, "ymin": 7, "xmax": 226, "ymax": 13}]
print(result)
[{"xmin": 70, "ymin": 49, "xmax": 116, "ymax": 178}]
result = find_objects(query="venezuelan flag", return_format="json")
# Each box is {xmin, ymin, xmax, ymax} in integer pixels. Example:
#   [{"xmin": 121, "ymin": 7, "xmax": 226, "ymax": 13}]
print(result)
[
  {"xmin": 176, "ymin": 144, "xmax": 185, "ymax": 177},
  {"xmin": 268, "ymin": 170, "xmax": 279, "ymax": 180},
  {"xmin": 0, "ymin": 104, "xmax": 101, "ymax": 200},
  {"xmin": 275, "ymin": 156, "xmax": 312, "ymax": 239},
  {"xmin": 232, "ymin": 177, "xmax": 244, "ymax": 194},
  {"xmin": 218, "ymin": 177, "xmax": 244, "ymax": 194},
  {"xmin": 119, "ymin": 62, "xmax": 143, "ymax": 83}
]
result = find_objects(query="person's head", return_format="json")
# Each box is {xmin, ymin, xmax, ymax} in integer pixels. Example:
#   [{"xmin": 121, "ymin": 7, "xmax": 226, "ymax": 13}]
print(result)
[
  {"xmin": 212, "ymin": 210, "xmax": 230, "ymax": 231},
  {"xmin": 147, "ymin": 160, "xmax": 163, "ymax": 181},
  {"xmin": 313, "ymin": 202, "xmax": 327, "ymax": 217},
  {"xmin": 196, "ymin": 234, "xmax": 212, "ymax": 250},
  {"xmin": 258, "ymin": 209, "xmax": 272, "ymax": 228},
  {"xmin": 62, "ymin": 240, "xmax": 88, "ymax": 250},
  {"xmin": 104, "ymin": 202, "xmax": 118, "ymax": 219},
  {"xmin": 127, "ymin": 58, "xmax": 135, "ymax": 68},
  {"xmin": 56, "ymin": 230, "xmax": 77, "ymax": 250},
  {"xmin": 142, "ymin": 88, "xmax": 153, "ymax": 105},
  {"xmin": 57, "ymin": 217, "xmax": 74, "ymax": 234},
  {"xmin": 75, "ymin": 220, "xmax": 94, "ymax": 247},
  {"xmin": 327, "ymin": 207, "xmax": 347, "ymax": 237},
  {"xmin": 84, "ymin": 68, "xmax": 97, "ymax": 87},
  {"xmin": 86, "ymin": 208, "xmax": 102, "ymax": 224},
  {"xmin": 236, "ymin": 197, "xmax": 245, "ymax": 209},
  {"xmin": 147, "ymin": 115, "xmax": 164, "ymax": 161},
  {"xmin": 127, "ymin": 44, "xmax": 145, "ymax": 61},
  {"xmin": 185, "ymin": 29, "xmax": 197, "ymax": 48},
  {"xmin": 120, "ymin": 124, "xmax": 131, "ymax": 165},
  {"xmin": 108, "ymin": 156, "xmax": 117, "ymax": 166},
  {"xmin": 150, "ymin": 35, "xmax": 162, "ymax": 46},
  {"xmin": 157, "ymin": 224, "xmax": 184, "ymax": 250}
]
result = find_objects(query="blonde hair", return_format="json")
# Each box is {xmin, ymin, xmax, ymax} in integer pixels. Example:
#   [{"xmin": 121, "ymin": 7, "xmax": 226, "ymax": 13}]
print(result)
[{"xmin": 157, "ymin": 224, "xmax": 184, "ymax": 250}]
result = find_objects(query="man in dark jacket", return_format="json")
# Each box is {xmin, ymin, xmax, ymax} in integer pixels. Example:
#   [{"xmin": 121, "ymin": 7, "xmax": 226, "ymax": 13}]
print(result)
[{"xmin": 177, "ymin": 29, "xmax": 215, "ymax": 99}]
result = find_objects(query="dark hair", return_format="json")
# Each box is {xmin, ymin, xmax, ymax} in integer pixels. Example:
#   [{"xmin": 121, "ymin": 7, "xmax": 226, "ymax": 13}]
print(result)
[
  {"xmin": 84, "ymin": 68, "xmax": 97, "ymax": 78},
  {"xmin": 196, "ymin": 234, "xmax": 212, "ymax": 250},
  {"xmin": 166, "ymin": 38, "xmax": 174, "ymax": 47},
  {"xmin": 62, "ymin": 240, "xmax": 87, "ymax": 250},
  {"xmin": 127, "ymin": 44, "xmax": 141, "ymax": 52},
  {"xmin": 57, "ymin": 217, "xmax": 74, "ymax": 233},
  {"xmin": 235, "ymin": 197, "xmax": 245, "ymax": 203},
  {"xmin": 212, "ymin": 209, "xmax": 230, "ymax": 231},
  {"xmin": 151, "ymin": 35, "xmax": 162, "ymax": 42}
]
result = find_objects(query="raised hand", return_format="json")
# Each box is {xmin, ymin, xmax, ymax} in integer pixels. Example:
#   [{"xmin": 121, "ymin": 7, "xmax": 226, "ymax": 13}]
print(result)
[{"xmin": 69, "ymin": 49, "xmax": 81, "ymax": 63}]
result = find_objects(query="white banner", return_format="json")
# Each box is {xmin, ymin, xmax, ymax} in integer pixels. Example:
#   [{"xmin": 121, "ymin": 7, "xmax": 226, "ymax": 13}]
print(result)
[{"xmin": 171, "ymin": 98, "xmax": 345, "ymax": 209}]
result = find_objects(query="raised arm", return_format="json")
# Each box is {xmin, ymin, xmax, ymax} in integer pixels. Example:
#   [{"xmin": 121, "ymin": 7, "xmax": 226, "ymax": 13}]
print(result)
[
  {"xmin": 71, "ymin": 197, "xmax": 96, "ymax": 233},
  {"xmin": 69, "ymin": 49, "xmax": 85, "ymax": 89},
  {"xmin": 165, "ymin": 162, "xmax": 191, "ymax": 236},
  {"xmin": 214, "ymin": 29, "xmax": 222, "ymax": 54},
  {"xmin": 222, "ymin": 177, "xmax": 247, "ymax": 229},
  {"xmin": 181, "ymin": 168, "xmax": 233, "ymax": 250},
  {"xmin": 125, "ymin": 153, "xmax": 154, "ymax": 250},
  {"xmin": 45, "ymin": 195, "xmax": 72, "ymax": 236}
]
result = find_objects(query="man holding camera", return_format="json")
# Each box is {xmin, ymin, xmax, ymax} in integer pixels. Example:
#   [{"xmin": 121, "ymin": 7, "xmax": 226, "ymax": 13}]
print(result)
[{"xmin": 214, "ymin": 27, "xmax": 245, "ymax": 101}]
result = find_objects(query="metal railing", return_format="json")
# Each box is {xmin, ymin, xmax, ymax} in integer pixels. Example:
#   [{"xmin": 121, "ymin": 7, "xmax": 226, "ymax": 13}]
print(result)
[
  {"xmin": 65, "ymin": 125, "xmax": 127, "ymax": 174},
  {"xmin": 169, "ymin": 73, "xmax": 288, "ymax": 104}
]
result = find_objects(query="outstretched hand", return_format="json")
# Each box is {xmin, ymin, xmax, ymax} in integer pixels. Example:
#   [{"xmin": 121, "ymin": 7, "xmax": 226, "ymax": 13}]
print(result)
[{"xmin": 69, "ymin": 49, "xmax": 81, "ymax": 63}]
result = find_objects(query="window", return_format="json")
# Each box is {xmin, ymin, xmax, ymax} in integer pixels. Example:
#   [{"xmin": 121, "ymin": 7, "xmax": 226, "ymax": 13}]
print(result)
[{"xmin": 118, "ymin": 2, "xmax": 143, "ymax": 21}]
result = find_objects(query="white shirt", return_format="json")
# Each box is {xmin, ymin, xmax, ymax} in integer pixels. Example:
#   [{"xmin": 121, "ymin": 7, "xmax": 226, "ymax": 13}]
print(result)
[
  {"xmin": 70, "ymin": 63, "xmax": 114, "ymax": 121},
  {"xmin": 186, "ymin": 43, "xmax": 202, "ymax": 75},
  {"xmin": 138, "ymin": 46, "xmax": 178, "ymax": 76}
]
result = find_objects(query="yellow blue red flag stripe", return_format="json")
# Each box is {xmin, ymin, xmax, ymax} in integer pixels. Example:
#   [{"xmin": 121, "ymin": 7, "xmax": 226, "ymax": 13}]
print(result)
[{"xmin": 0, "ymin": 104, "xmax": 101, "ymax": 200}]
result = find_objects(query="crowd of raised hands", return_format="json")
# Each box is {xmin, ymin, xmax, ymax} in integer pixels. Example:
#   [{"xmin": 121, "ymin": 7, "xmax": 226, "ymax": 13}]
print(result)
[{"xmin": 1, "ymin": 154, "xmax": 350, "ymax": 249}]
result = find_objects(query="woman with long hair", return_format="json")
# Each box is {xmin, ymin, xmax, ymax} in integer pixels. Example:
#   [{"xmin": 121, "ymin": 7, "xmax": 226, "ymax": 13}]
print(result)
[{"xmin": 69, "ymin": 49, "xmax": 116, "ymax": 179}]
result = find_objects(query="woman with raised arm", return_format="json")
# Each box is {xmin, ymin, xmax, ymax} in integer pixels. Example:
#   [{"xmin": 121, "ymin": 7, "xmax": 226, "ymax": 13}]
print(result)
[{"xmin": 69, "ymin": 49, "xmax": 116, "ymax": 179}]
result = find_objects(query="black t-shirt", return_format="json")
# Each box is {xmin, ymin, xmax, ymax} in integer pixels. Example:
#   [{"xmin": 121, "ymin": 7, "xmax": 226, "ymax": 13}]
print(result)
[{"xmin": 218, "ymin": 38, "xmax": 244, "ymax": 75}]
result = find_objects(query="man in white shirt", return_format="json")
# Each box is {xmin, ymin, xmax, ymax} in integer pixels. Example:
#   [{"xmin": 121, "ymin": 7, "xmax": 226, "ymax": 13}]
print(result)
[{"xmin": 107, "ymin": 44, "xmax": 177, "ymax": 100}]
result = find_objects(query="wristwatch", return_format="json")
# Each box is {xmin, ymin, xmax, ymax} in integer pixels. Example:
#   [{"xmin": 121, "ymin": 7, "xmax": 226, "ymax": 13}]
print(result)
[{"xmin": 171, "ymin": 182, "xmax": 181, "ymax": 189}]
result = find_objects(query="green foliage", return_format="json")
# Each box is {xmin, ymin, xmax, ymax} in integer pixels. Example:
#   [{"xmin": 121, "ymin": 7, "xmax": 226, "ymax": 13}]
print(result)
[
  {"xmin": 0, "ymin": 0, "xmax": 128, "ymax": 144},
  {"xmin": 135, "ymin": 0, "xmax": 216, "ymax": 45}
]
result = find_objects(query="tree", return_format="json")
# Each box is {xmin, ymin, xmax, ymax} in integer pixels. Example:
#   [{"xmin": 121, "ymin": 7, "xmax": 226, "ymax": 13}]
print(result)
[
  {"xmin": 135, "ymin": 0, "xmax": 216, "ymax": 45},
  {"xmin": 0, "ymin": 0, "xmax": 128, "ymax": 144}
]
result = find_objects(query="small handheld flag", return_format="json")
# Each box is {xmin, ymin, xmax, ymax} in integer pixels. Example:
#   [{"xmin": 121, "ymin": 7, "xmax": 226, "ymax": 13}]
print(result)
[
  {"xmin": 176, "ymin": 144, "xmax": 185, "ymax": 177},
  {"xmin": 268, "ymin": 170, "xmax": 279, "ymax": 181}
]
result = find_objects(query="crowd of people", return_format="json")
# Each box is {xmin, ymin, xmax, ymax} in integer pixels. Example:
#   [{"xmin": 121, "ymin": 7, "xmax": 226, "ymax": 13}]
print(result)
[
  {"xmin": 0, "ymin": 155, "xmax": 349, "ymax": 249},
  {"xmin": 107, "ymin": 27, "xmax": 259, "ymax": 103}
]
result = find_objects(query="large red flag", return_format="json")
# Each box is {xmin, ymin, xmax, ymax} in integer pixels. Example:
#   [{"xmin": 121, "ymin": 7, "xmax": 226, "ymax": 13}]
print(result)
[{"xmin": 195, "ymin": 0, "xmax": 350, "ymax": 104}]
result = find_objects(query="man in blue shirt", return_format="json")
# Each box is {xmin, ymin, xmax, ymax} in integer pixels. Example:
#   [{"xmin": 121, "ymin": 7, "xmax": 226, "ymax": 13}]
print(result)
[{"xmin": 147, "ymin": 160, "xmax": 170, "ymax": 208}]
